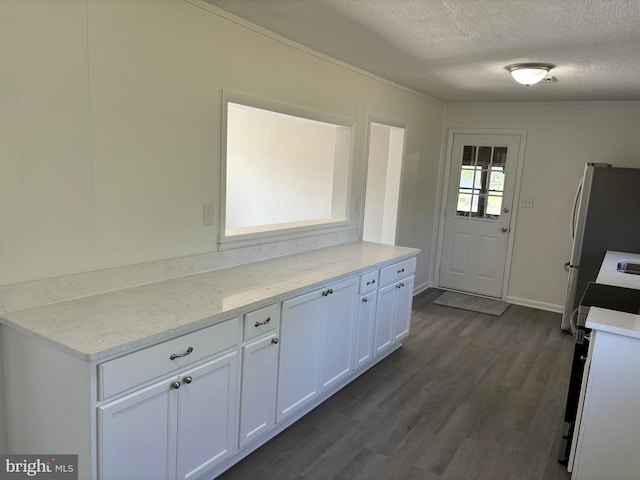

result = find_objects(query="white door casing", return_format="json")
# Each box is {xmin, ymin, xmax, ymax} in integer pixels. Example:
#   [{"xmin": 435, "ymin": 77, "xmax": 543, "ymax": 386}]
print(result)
[{"xmin": 438, "ymin": 131, "xmax": 525, "ymax": 298}]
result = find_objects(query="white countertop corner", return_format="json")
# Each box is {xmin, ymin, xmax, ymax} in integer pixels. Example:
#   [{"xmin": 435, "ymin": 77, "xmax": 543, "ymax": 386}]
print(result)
[{"xmin": 586, "ymin": 250, "xmax": 640, "ymax": 338}]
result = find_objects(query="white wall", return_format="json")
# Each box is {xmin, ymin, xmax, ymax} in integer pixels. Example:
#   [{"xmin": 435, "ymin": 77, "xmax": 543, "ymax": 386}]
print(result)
[
  {"xmin": 1, "ymin": 0, "xmax": 447, "ymax": 454},
  {"xmin": 0, "ymin": 0, "xmax": 444, "ymax": 293},
  {"xmin": 444, "ymin": 102, "xmax": 640, "ymax": 310}
]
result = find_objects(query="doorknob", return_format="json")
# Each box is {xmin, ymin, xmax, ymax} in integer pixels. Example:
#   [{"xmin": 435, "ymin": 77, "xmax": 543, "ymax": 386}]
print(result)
[
  {"xmin": 501, "ymin": 227, "xmax": 509, "ymax": 233},
  {"xmin": 503, "ymin": 207, "xmax": 511, "ymax": 213}
]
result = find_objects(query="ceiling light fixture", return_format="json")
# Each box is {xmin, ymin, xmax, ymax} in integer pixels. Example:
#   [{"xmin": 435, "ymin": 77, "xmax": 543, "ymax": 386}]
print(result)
[{"xmin": 506, "ymin": 63, "xmax": 554, "ymax": 86}]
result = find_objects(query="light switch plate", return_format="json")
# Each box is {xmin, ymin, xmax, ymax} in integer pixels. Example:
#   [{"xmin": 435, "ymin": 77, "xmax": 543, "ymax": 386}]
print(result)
[
  {"xmin": 520, "ymin": 198, "xmax": 534, "ymax": 209},
  {"xmin": 203, "ymin": 203, "xmax": 214, "ymax": 226}
]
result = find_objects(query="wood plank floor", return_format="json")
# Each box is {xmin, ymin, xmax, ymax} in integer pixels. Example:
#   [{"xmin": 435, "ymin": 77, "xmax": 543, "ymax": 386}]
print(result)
[{"xmin": 219, "ymin": 289, "xmax": 575, "ymax": 480}]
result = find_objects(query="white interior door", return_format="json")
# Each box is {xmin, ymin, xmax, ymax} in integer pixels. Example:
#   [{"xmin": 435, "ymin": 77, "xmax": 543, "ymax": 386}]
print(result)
[{"xmin": 439, "ymin": 133, "xmax": 521, "ymax": 298}]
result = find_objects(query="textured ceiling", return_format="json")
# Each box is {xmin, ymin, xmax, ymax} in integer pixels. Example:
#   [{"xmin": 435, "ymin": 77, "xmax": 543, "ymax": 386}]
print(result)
[{"xmin": 202, "ymin": 0, "xmax": 640, "ymax": 102}]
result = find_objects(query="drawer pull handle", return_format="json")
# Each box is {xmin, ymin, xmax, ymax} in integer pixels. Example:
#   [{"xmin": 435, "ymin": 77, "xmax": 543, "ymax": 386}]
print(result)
[
  {"xmin": 321, "ymin": 288, "xmax": 334, "ymax": 297},
  {"xmin": 397, "ymin": 268, "xmax": 405, "ymax": 274},
  {"xmin": 396, "ymin": 282, "xmax": 405, "ymax": 289},
  {"xmin": 182, "ymin": 376, "xmax": 193, "ymax": 385},
  {"xmin": 366, "ymin": 279, "xmax": 376, "ymax": 285},
  {"xmin": 170, "ymin": 346, "xmax": 193, "ymax": 360},
  {"xmin": 254, "ymin": 317, "xmax": 271, "ymax": 328},
  {"xmin": 170, "ymin": 381, "xmax": 181, "ymax": 390},
  {"xmin": 271, "ymin": 337, "xmax": 279, "ymax": 345}
]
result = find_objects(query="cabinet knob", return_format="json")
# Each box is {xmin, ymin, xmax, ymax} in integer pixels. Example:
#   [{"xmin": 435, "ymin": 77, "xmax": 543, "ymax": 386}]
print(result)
[
  {"xmin": 271, "ymin": 337, "xmax": 279, "ymax": 345},
  {"xmin": 182, "ymin": 376, "xmax": 193, "ymax": 385},
  {"xmin": 362, "ymin": 297, "xmax": 368, "ymax": 303},
  {"xmin": 170, "ymin": 381, "xmax": 181, "ymax": 390}
]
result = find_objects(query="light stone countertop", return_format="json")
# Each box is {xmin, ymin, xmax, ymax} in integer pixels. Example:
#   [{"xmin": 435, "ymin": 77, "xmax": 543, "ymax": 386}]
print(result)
[
  {"xmin": 0, "ymin": 242, "xmax": 419, "ymax": 362},
  {"xmin": 585, "ymin": 250, "xmax": 640, "ymax": 339}
]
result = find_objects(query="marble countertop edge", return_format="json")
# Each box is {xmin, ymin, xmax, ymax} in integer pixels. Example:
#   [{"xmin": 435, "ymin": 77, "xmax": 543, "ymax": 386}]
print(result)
[
  {"xmin": 587, "ymin": 250, "xmax": 640, "ymax": 340},
  {"xmin": 0, "ymin": 242, "xmax": 421, "ymax": 362},
  {"xmin": 586, "ymin": 306, "xmax": 640, "ymax": 340}
]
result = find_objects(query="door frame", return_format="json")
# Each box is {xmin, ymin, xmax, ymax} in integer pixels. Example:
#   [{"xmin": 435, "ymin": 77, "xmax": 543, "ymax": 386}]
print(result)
[
  {"xmin": 362, "ymin": 113, "xmax": 408, "ymax": 246},
  {"xmin": 434, "ymin": 128, "xmax": 527, "ymax": 299}
]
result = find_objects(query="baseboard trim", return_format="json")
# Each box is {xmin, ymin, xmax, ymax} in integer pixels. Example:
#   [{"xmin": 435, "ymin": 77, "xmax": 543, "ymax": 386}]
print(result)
[
  {"xmin": 506, "ymin": 295, "xmax": 563, "ymax": 313},
  {"xmin": 413, "ymin": 280, "xmax": 433, "ymax": 296}
]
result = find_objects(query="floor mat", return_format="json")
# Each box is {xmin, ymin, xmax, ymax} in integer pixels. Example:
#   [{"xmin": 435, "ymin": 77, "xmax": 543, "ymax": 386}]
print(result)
[{"xmin": 433, "ymin": 290, "xmax": 510, "ymax": 316}]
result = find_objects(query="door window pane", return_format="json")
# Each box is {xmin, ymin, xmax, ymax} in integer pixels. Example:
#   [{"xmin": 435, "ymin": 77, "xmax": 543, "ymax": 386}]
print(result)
[
  {"xmin": 455, "ymin": 144, "xmax": 507, "ymax": 221},
  {"xmin": 493, "ymin": 147, "xmax": 507, "ymax": 167},
  {"xmin": 462, "ymin": 146, "xmax": 476, "ymax": 166},
  {"xmin": 486, "ymin": 194, "xmax": 503, "ymax": 218},
  {"xmin": 477, "ymin": 146, "xmax": 492, "ymax": 168},
  {"xmin": 460, "ymin": 167, "xmax": 482, "ymax": 189},
  {"xmin": 489, "ymin": 169, "xmax": 505, "ymax": 192},
  {"xmin": 457, "ymin": 192, "xmax": 473, "ymax": 214}
]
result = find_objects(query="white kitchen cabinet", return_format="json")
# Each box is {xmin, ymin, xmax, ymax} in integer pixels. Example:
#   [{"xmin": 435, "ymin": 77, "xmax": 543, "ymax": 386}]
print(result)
[
  {"xmin": 277, "ymin": 289, "xmax": 323, "ymax": 422},
  {"xmin": 319, "ymin": 278, "xmax": 358, "ymax": 389},
  {"xmin": 374, "ymin": 280, "xmax": 415, "ymax": 356},
  {"xmin": 0, "ymin": 243, "xmax": 419, "ymax": 480},
  {"xmin": 176, "ymin": 351, "xmax": 239, "ymax": 480},
  {"xmin": 277, "ymin": 277, "xmax": 358, "ymax": 422},
  {"xmin": 374, "ymin": 258, "xmax": 416, "ymax": 358},
  {"xmin": 98, "ymin": 377, "xmax": 176, "ymax": 480},
  {"xmin": 354, "ymin": 291, "xmax": 377, "ymax": 369},
  {"xmin": 239, "ymin": 304, "xmax": 280, "ymax": 448},
  {"xmin": 374, "ymin": 282, "xmax": 397, "ymax": 355},
  {"xmin": 571, "ymin": 330, "xmax": 640, "ymax": 480},
  {"xmin": 393, "ymin": 275, "xmax": 415, "ymax": 342},
  {"xmin": 98, "ymin": 349, "xmax": 238, "ymax": 480},
  {"xmin": 239, "ymin": 332, "xmax": 279, "ymax": 448}
]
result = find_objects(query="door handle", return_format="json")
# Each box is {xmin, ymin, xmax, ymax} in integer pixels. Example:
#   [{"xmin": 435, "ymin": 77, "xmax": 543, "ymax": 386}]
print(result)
[
  {"xmin": 501, "ymin": 227, "xmax": 509, "ymax": 233},
  {"xmin": 503, "ymin": 207, "xmax": 511, "ymax": 213}
]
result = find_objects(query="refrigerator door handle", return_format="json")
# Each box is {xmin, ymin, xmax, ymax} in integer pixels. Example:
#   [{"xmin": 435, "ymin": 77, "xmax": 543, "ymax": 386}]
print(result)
[
  {"xmin": 564, "ymin": 262, "xmax": 579, "ymax": 272},
  {"xmin": 570, "ymin": 177, "xmax": 583, "ymax": 240}
]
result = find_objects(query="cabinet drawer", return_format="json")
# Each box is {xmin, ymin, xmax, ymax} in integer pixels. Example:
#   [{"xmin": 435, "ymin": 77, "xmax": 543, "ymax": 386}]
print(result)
[
  {"xmin": 244, "ymin": 304, "xmax": 280, "ymax": 341},
  {"xmin": 379, "ymin": 257, "xmax": 416, "ymax": 286},
  {"xmin": 359, "ymin": 270, "xmax": 379, "ymax": 294},
  {"xmin": 98, "ymin": 318, "xmax": 240, "ymax": 399}
]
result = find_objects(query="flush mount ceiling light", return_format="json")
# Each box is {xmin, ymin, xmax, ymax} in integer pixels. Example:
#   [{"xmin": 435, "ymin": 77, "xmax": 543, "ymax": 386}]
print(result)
[{"xmin": 506, "ymin": 63, "xmax": 554, "ymax": 86}]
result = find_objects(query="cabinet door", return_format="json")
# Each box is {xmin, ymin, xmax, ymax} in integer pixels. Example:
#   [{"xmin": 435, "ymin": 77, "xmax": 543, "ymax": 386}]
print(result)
[
  {"xmin": 374, "ymin": 283, "xmax": 397, "ymax": 356},
  {"xmin": 393, "ymin": 275, "xmax": 414, "ymax": 342},
  {"xmin": 320, "ymin": 277, "xmax": 358, "ymax": 390},
  {"xmin": 99, "ymin": 379, "xmax": 177, "ymax": 480},
  {"xmin": 277, "ymin": 289, "xmax": 323, "ymax": 422},
  {"xmin": 176, "ymin": 350, "xmax": 239, "ymax": 480},
  {"xmin": 355, "ymin": 291, "xmax": 377, "ymax": 369},
  {"xmin": 239, "ymin": 333, "xmax": 278, "ymax": 448}
]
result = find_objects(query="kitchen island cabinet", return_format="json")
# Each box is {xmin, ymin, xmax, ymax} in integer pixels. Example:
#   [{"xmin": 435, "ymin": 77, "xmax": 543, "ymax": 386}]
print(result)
[
  {"xmin": 570, "ymin": 251, "xmax": 640, "ymax": 480},
  {"xmin": 0, "ymin": 242, "xmax": 419, "ymax": 480},
  {"xmin": 571, "ymin": 328, "xmax": 640, "ymax": 480}
]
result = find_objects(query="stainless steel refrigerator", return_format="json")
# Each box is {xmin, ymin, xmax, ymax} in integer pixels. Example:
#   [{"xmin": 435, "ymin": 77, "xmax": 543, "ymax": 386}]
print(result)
[{"xmin": 561, "ymin": 163, "xmax": 640, "ymax": 332}]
